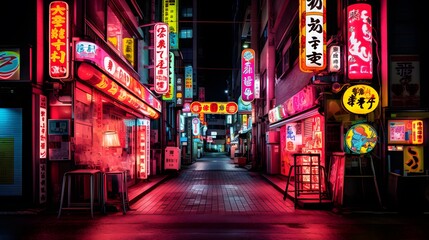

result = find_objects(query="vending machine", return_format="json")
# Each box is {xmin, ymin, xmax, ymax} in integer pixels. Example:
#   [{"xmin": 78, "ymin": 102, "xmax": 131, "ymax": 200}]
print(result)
[{"xmin": 387, "ymin": 119, "xmax": 424, "ymax": 176}]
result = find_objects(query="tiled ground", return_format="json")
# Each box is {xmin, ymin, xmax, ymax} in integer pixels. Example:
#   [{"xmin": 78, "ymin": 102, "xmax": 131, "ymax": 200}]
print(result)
[{"xmin": 128, "ymin": 155, "xmax": 296, "ymax": 215}]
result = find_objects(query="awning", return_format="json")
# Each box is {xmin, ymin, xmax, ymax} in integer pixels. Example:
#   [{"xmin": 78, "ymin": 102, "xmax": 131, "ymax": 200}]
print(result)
[{"xmin": 269, "ymin": 107, "xmax": 320, "ymax": 129}]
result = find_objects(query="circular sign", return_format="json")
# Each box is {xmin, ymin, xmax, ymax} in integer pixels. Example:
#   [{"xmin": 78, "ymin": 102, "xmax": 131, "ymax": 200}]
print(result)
[
  {"xmin": 345, "ymin": 123, "xmax": 378, "ymax": 154},
  {"xmin": 342, "ymin": 84, "xmax": 379, "ymax": 115}
]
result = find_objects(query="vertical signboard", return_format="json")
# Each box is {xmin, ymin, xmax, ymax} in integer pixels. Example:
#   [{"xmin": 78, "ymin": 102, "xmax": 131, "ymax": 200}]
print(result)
[
  {"xmin": 163, "ymin": 52, "xmax": 175, "ymax": 101},
  {"xmin": 49, "ymin": 1, "xmax": 70, "ymax": 79},
  {"xmin": 184, "ymin": 65, "xmax": 193, "ymax": 100},
  {"xmin": 241, "ymin": 49, "xmax": 255, "ymax": 102},
  {"xmin": 176, "ymin": 77, "xmax": 183, "ymax": 107},
  {"xmin": 39, "ymin": 95, "xmax": 47, "ymax": 204},
  {"xmin": 347, "ymin": 3, "xmax": 373, "ymax": 80},
  {"xmin": 162, "ymin": 0, "xmax": 179, "ymax": 50},
  {"xmin": 154, "ymin": 23, "xmax": 170, "ymax": 94},
  {"xmin": 137, "ymin": 119, "xmax": 150, "ymax": 179},
  {"xmin": 299, "ymin": 0, "xmax": 326, "ymax": 72}
]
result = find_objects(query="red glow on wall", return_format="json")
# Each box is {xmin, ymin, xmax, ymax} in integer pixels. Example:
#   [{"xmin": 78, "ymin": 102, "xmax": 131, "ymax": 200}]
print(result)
[{"xmin": 347, "ymin": 3, "xmax": 373, "ymax": 80}]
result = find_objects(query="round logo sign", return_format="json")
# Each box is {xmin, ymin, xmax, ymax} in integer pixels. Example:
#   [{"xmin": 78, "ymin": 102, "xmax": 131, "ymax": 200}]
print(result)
[{"xmin": 345, "ymin": 123, "xmax": 378, "ymax": 154}]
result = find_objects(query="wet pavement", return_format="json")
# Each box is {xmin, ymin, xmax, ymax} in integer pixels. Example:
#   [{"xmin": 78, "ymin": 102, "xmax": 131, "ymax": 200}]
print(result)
[{"xmin": 1, "ymin": 153, "xmax": 429, "ymax": 239}]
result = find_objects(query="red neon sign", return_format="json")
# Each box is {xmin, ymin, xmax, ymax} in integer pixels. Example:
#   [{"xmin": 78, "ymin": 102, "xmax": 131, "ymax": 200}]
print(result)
[{"xmin": 49, "ymin": 1, "xmax": 70, "ymax": 79}]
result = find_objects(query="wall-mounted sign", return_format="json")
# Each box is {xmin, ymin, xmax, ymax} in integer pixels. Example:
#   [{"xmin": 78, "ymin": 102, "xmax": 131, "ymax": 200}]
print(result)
[
  {"xmin": 403, "ymin": 146, "xmax": 424, "ymax": 174},
  {"xmin": 0, "ymin": 49, "xmax": 20, "ymax": 80},
  {"xmin": 162, "ymin": 0, "xmax": 179, "ymax": 50},
  {"xmin": 154, "ymin": 23, "xmax": 169, "ymax": 94},
  {"xmin": 163, "ymin": 52, "xmax": 175, "ymax": 101},
  {"xmin": 39, "ymin": 96, "xmax": 47, "ymax": 159},
  {"xmin": 77, "ymin": 63, "xmax": 160, "ymax": 119},
  {"xmin": 299, "ymin": 0, "xmax": 326, "ymax": 72},
  {"xmin": 344, "ymin": 123, "xmax": 378, "ymax": 154},
  {"xmin": 347, "ymin": 3, "xmax": 373, "ymax": 80},
  {"xmin": 184, "ymin": 66, "xmax": 193, "ymax": 99},
  {"xmin": 241, "ymin": 48, "xmax": 255, "ymax": 102},
  {"xmin": 341, "ymin": 84, "xmax": 379, "ymax": 115},
  {"xmin": 268, "ymin": 85, "xmax": 315, "ymax": 124},
  {"xmin": 75, "ymin": 41, "xmax": 162, "ymax": 112},
  {"xmin": 329, "ymin": 45, "xmax": 341, "ymax": 73},
  {"xmin": 122, "ymin": 38, "xmax": 135, "ymax": 67},
  {"xmin": 388, "ymin": 119, "xmax": 423, "ymax": 145},
  {"xmin": 192, "ymin": 118, "xmax": 200, "ymax": 136},
  {"xmin": 48, "ymin": 1, "xmax": 70, "ymax": 79},
  {"xmin": 390, "ymin": 55, "xmax": 420, "ymax": 107},
  {"xmin": 175, "ymin": 77, "xmax": 183, "ymax": 107},
  {"xmin": 190, "ymin": 101, "xmax": 238, "ymax": 114}
]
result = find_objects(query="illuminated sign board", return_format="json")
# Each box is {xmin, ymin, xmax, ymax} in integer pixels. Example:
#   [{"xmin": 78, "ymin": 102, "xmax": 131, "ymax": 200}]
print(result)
[
  {"xmin": 404, "ymin": 146, "xmax": 424, "ymax": 173},
  {"xmin": 39, "ymin": 95, "xmax": 47, "ymax": 158},
  {"xmin": 176, "ymin": 77, "xmax": 183, "ymax": 107},
  {"xmin": 388, "ymin": 120, "xmax": 423, "ymax": 145},
  {"xmin": 299, "ymin": 0, "xmax": 326, "ymax": 72},
  {"xmin": 184, "ymin": 66, "xmax": 193, "ymax": 99},
  {"xmin": 122, "ymin": 38, "xmax": 135, "ymax": 67},
  {"xmin": 329, "ymin": 45, "xmax": 341, "ymax": 73},
  {"xmin": 345, "ymin": 123, "xmax": 377, "ymax": 154},
  {"xmin": 268, "ymin": 86, "xmax": 315, "ymax": 124},
  {"xmin": 341, "ymin": 84, "xmax": 379, "ymax": 115},
  {"xmin": 0, "ymin": 49, "xmax": 20, "ymax": 80},
  {"xmin": 162, "ymin": 0, "xmax": 179, "ymax": 50},
  {"xmin": 347, "ymin": 3, "xmax": 373, "ymax": 80},
  {"xmin": 163, "ymin": 52, "xmax": 175, "ymax": 101},
  {"xmin": 75, "ymin": 41, "xmax": 162, "ymax": 112},
  {"xmin": 77, "ymin": 63, "xmax": 160, "ymax": 119},
  {"xmin": 154, "ymin": 23, "xmax": 170, "ymax": 94},
  {"xmin": 190, "ymin": 101, "xmax": 238, "ymax": 114},
  {"xmin": 48, "ymin": 1, "xmax": 70, "ymax": 79},
  {"xmin": 241, "ymin": 48, "xmax": 255, "ymax": 102},
  {"xmin": 192, "ymin": 118, "xmax": 200, "ymax": 136}
]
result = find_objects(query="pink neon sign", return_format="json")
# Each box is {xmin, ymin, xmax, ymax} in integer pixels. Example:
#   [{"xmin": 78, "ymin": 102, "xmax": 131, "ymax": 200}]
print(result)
[
  {"xmin": 347, "ymin": 3, "xmax": 373, "ymax": 80},
  {"xmin": 154, "ymin": 23, "xmax": 170, "ymax": 94},
  {"xmin": 241, "ymin": 49, "xmax": 255, "ymax": 102}
]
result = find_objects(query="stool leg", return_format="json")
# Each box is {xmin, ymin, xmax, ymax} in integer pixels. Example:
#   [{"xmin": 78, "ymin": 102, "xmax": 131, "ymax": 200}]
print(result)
[
  {"xmin": 121, "ymin": 172, "xmax": 126, "ymax": 214},
  {"xmin": 90, "ymin": 175, "xmax": 94, "ymax": 218},
  {"xmin": 283, "ymin": 166, "xmax": 294, "ymax": 201},
  {"xmin": 57, "ymin": 174, "xmax": 67, "ymax": 218}
]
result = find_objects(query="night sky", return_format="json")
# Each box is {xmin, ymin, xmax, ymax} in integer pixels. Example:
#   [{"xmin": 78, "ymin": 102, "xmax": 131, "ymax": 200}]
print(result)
[{"xmin": 197, "ymin": 1, "xmax": 234, "ymax": 102}]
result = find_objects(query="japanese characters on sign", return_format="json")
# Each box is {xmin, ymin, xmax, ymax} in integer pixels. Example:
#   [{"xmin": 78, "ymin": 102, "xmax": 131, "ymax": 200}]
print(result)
[
  {"xmin": 241, "ymin": 49, "xmax": 255, "ymax": 102},
  {"xmin": 39, "ymin": 95, "xmax": 47, "ymax": 159},
  {"xmin": 49, "ymin": 1, "xmax": 70, "ymax": 79},
  {"xmin": 299, "ymin": 0, "xmax": 326, "ymax": 72},
  {"xmin": 347, "ymin": 3, "xmax": 373, "ymax": 80},
  {"xmin": 162, "ymin": 0, "xmax": 179, "ymax": 50},
  {"xmin": 341, "ymin": 84, "xmax": 379, "ymax": 115},
  {"xmin": 163, "ymin": 52, "xmax": 175, "ymax": 101},
  {"xmin": 329, "ymin": 45, "xmax": 341, "ymax": 72},
  {"xmin": 75, "ymin": 41, "xmax": 162, "ymax": 113},
  {"xmin": 176, "ymin": 77, "xmax": 183, "ymax": 106},
  {"xmin": 190, "ymin": 101, "xmax": 238, "ymax": 114},
  {"xmin": 154, "ymin": 23, "xmax": 170, "ymax": 94},
  {"xmin": 184, "ymin": 66, "xmax": 193, "ymax": 99}
]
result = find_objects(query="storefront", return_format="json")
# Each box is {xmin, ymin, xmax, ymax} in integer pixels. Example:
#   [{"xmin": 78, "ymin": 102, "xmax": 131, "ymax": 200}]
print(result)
[
  {"xmin": 47, "ymin": 40, "xmax": 162, "ymax": 205},
  {"xmin": 268, "ymin": 85, "xmax": 329, "ymax": 197}
]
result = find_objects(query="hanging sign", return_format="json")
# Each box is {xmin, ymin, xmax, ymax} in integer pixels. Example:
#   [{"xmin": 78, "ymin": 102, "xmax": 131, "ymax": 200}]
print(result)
[
  {"xmin": 154, "ymin": 23, "xmax": 170, "ymax": 94},
  {"xmin": 299, "ymin": 0, "xmax": 327, "ymax": 72},
  {"xmin": 241, "ymin": 48, "xmax": 255, "ymax": 102},
  {"xmin": 347, "ymin": 3, "xmax": 373, "ymax": 80},
  {"xmin": 345, "ymin": 123, "xmax": 378, "ymax": 154},
  {"xmin": 190, "ymin": 101, "xmax": 238, "ymax": 114},
  {"xmin": 48, "ymin": 1, "xmax": 70, "ymax": 79},
  {"xmin": 342, "ymin": 84, "xmax": 379, "ymax": 115}
]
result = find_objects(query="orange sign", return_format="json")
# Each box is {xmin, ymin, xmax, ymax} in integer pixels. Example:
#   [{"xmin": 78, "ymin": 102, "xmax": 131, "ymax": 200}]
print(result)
[{"xmin": 190, "ymin": 101, "xmax": 238, "ymax": 114}]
